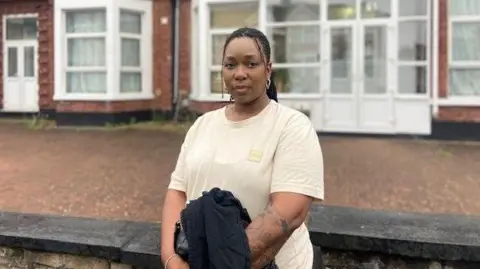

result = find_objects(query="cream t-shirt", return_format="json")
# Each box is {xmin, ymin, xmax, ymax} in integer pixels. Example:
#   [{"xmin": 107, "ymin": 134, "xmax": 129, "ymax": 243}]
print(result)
[{"xmin": 168, "ymin": 100, "xmax": 324, "ymax": 268}]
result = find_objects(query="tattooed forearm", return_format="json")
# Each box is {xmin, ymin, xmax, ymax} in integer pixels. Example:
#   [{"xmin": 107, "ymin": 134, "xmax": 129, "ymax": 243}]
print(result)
[{"xmin": 246, "ymin": 206, "xmax": 297, "ymax": 269}]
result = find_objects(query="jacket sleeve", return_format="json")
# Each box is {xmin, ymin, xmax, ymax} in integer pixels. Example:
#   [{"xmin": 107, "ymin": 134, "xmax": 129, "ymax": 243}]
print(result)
[{"xmin": 270, "ymin": 112, "xmax": 324, "ymax": 201}]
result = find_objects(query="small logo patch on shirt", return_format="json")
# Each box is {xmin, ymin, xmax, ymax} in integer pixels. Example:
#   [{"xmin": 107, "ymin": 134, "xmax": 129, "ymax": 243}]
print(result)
[{"xmin": 248, "ymin": 150, "xmax": 263, "ymax": 162}]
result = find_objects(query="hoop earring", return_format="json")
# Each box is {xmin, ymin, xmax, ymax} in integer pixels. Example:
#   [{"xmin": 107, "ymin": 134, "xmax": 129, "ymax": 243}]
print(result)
[
  {"xmin": 222, "ymin": 82, "xmax": 226, "ymax": 99},
  {"xmin": 266, "ymin": 79, "xmax": 271, "ymax": 89}
]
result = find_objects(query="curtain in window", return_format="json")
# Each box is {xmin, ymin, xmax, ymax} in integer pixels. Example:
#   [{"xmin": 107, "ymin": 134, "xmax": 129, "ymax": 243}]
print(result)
[
  {"xmin": 449, "ymin": 0, "xmax": 480, "ymax": 96},
  {"xmin": 66, "ymin": 10, "xmax": 106, "ymax": 93},
  {"xmin": 120, "ymin": 11, "xmax": 142, "ymax": 93}
]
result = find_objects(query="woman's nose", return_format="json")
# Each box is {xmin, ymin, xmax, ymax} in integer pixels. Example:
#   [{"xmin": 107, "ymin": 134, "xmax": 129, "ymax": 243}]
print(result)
[{"xmin": 234, "ymin": 66, "xmax": 248, "ymax": 80}]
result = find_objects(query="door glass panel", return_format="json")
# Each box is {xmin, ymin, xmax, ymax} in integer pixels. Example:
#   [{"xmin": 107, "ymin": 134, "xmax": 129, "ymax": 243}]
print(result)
[
  {"xmin": 364, "ymin": 26, "xmax": 387, "ymax": 94},
  {"xmin": 328, "ymin": 0, "xmax": 356, "ymax": 20},
  {"xmin": 267, "ymin": 0, "xmax": 320, "ymax": 22},
  {"xmin": 6, "ymin": 18, "xmax": 37, "ymax": 40},
  {"xmin": 398, "ymin": 21, "xmax": 427, "ymax": 61},
  {"xmin": 361, "ymin": 0, "xmax": 391, "ymax": 18},
  {"xmin": 267, "ymin": 25, "xmax": 321, "ymax": 64},
  {"xmin": 398, "ymin": 65, "xmax": 427, "ymax": 94},
  {"xmin": 209, "ymin": 2, "xmax": 258, "ymax": 29},
  {"xmin": 331, "ymin": 27, "xmax": 353, "ymax": 94},
  {"xmin": 7, "ymin": 47, "xmax": 18, "ymax": 77},
  {"xmin": 24, "ymin": 46, "xmax": 35, "ymax": 77},
  {"xmin": 399, "ymin": 0, "xmax": 427, "ymax": 16},
  {"xmin": 272, "ymin": 67, "xmax": 320, "ymax": 93}
]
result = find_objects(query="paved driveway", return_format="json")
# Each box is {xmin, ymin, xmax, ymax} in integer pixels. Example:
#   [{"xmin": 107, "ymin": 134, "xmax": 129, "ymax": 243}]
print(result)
[{"xmin": 1, "ymin": 121, "xmax": 479, "ymax": 222}]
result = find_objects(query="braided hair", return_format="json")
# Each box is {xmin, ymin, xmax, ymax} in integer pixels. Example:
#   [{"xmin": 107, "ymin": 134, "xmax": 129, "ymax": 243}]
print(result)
[{"xmin": 222, "ymin": 27, "xmax": 278, "ymax": 102}]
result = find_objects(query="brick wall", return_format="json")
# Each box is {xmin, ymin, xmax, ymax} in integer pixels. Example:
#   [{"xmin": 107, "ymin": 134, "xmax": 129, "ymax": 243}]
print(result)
[{"xmin": 0, "ymin": 0, "xmax": 54, "ymax": 110}]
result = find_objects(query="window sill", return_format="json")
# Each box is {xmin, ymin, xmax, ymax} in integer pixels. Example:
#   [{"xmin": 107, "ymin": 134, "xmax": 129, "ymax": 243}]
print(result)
[
  {"xmin": 437, "ymin": 97, "xmax": 480, "ymax": 107},
  {"xmin": 53, "ymin": 92, "xmax": 155, "ymax": 101}
]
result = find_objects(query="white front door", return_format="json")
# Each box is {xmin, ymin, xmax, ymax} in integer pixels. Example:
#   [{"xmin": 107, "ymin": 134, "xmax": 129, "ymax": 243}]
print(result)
[
  {"xmin": 322, "ymin": 7, "xmax": 395, "ymax": 133},
  {"xmin": 3, "ymin": 15, "xmax": 38, "ymax": 112},
  {"xmin": 320, "ymin": 0, "xmax": 431, "ymax": 135}
]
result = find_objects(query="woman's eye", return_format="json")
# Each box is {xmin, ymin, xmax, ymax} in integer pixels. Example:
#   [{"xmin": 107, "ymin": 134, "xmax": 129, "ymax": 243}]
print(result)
[
  {"xmin": 224, "ymin": 63, "xmax": 235, "ymax": 69},
  {"xmin": 248, "ymin": 62, "xmax": 259, "ymax": 68}
]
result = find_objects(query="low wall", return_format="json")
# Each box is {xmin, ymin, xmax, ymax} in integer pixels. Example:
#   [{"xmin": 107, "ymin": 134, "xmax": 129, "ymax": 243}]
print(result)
[{"xmin": 0, "ymin": 205, "xmax": 479, "ymax": 269}]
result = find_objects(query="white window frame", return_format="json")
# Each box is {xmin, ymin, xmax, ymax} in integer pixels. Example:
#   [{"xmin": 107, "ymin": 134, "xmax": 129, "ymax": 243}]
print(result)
[
  {"xmin": 193, "ymin": 0, "xmax": 325, "ymax": 101},
  {"xmin": 200, "ymin": 0, "xmax": 260, "ymax": 101},
  {"xmin": 266, "ymin": 1, "xmax": 322, "ymax": 98},
  {"xmin": 396, "ymin": 1, "xmax": 430, "ymax": 98},
  {"xmin": 119, "ymin": 8, "xmax": 143, "ymax": 94},
  {"xmin": 444, "ymin": 0, "xmax": 480, "ymax": 106},
  {"xmin": 53, "ymin": 0, "xmax": 153, "ymax": 101},
  {"xmin": 63, "ymin": 8, "xmax": 108, "ymax": 96},
  {"xmin": 190, "ymin": 6, "xmax": 200, "ymax": 99}
]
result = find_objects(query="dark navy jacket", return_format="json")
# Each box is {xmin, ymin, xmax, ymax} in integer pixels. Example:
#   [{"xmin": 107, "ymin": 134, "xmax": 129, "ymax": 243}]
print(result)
[{"xmin": 180, "ymin": 187, "xmax": 278, "ymax": 269}]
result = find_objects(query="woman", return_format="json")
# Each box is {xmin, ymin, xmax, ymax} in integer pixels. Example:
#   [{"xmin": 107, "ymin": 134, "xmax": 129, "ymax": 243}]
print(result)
[{"xmin": 161, "ymin": 27, "xmax": 324, "ymax": 269}]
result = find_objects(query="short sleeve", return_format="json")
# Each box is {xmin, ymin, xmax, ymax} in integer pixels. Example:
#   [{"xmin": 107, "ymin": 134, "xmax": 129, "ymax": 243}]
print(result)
[
  {"xmin": 270, "ymin": 113, "xmax": 324, "ymax": 201},
  {"xmin": 168, "ymin": 117, "xmax": 201, "ymax": 192}
]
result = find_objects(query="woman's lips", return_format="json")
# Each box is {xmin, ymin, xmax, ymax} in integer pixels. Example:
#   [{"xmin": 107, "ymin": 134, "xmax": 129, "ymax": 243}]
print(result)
[{"xmin": 233, "ymin": 86, "xmax": 250, "ymax": 94}]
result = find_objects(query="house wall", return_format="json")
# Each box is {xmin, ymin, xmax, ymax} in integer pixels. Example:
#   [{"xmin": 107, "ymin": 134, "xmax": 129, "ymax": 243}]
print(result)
[
  {"xmin": 55, "ymin": 0, "xmax": 191, "ymax": 115},
  {"xmin": 436, "ymin": 0, "xmax": 480, "ymax": 123},
  {"xmin": 187, "ymin": 0, "xmax": 480, "ymax": 125},
  {"xmin": 0, "ymin": 0, "xmax": 54, "ymax": 111}
]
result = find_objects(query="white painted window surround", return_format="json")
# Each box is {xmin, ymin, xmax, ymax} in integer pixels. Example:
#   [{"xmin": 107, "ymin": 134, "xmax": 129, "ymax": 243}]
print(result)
[
  {"xmin": 53, "ymin": 0, "xmax": 153, "ymax": 101},
  {"xmin": 441, "ymin": 0, "xmax": 480, "ymax": 106}
]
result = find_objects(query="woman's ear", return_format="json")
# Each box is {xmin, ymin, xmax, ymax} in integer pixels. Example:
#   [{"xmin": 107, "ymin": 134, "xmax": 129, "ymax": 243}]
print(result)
[{"xmin": 266, "ymin": 61, "xmax": 273, "ymax": 80}]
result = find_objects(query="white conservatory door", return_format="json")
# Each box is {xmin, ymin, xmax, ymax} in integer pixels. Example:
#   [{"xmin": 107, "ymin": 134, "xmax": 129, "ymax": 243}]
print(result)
[
  {"xmin": 322, "ymin": 22, "xmax": 395, "ymax": 133},
  {"xmin": 320, "ymin": 0, "xmax": 431, "ymax": 135}
]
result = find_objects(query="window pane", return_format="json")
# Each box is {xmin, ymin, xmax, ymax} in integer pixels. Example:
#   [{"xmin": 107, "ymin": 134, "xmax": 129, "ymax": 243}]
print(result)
[
  {"xmin": 66, "ymin": 10, "xmax": 106, "ymax": 33},
  {"xmin": 361, "ymin": 0, "xmax": 391, "ymax": 18},
  {"xmin": 273, "ymin": 67, "xmax": 320, "ymax": 93},
  {"xmin": 398, "ymin": 65, "xmax": 427, "ymax": 94},
  {"xmin": 331, "ymin": 27, "xmax": 353, "ymax": 94},
  {"xmin": 121, "ymin": 38, "xmax": 140, "ymax": 66},
  {"xmin": 211, "ymin": 34, "xmax": 227, "ymax": 66},
  {"xmin": 398, "ymin": 21, "xmax": 427, "ymax": 61},
  {"xmin": 67, "ymin": 38, "xmax": 106, "ymax": 67},
  {"xmin": 121, "ymin": 72, "xmax": 142, "ymax": 93},
  {"xmin": 451, "ymin": 22, "xmax": 480, "ymax": 61},
  {"xmin": 6, "ymin": 18, "xmax": 37, "ymax": 40},
  {"xmin": 328, "ymin": 0, "xmax": 356, "ymax": 20},
  {"xmin": 210, "ymin": 71, "xmax": 223, "ymax": 94},
  {"xmin": 7, "ymin": 47, "xmax": 17, "ymax": 77},
  {"xmin": 67, "ymin": 72, "xmax": 107, "ymax": 93},
  {"xmin": 24, "ymin": 46, "xmax": 35, "ymax": 77},
  {"xmin": 449, "ymin": 69, "xmax": 480, "ymax": 96},
  {"xmin": 449, "ymin": 0, "xmax": 480, "ymax": 16},
  {"xmin": 267, "ymin": 25, "xmax": 320, "ymax": 63},
  {"xmin": 267, "ymin": 0, "xmax": 320, "ymax": 22},
  {"xmin": 399, "ymin": 0, "xmax": 427, "ymax": 16},
  {"xmin": 120, "ymin": 10, "xmax": 141, "ymax": 34},
  {"xmin": 210, "ymin": 2, "xmax": 258, "ymax": 28},
  {"xmin": 364, "ymin": 25, "xmax": 387, "ymax": 94}
]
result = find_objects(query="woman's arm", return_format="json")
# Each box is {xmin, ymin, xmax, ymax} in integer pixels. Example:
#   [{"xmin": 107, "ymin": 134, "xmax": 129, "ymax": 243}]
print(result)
[
  {"xmin": 246, "ymin": 193, "xmax": 313, "ymax": 269},
  {"xmin": 247, "ymin": 112, "xmax": 324, "ymax": 269},
  {"xmin": 160, "ymin": 189, "xmax": 187, "ymax": 264},
  {"xmin": 160, "ymin": 118, "xmax": 201, "ymax": 267}
]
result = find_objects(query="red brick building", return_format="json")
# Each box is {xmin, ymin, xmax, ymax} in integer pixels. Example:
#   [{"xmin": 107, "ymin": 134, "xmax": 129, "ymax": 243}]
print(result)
[{"xmin": 0, "ymin": 0, "xmax": 479, "ymax": 140}]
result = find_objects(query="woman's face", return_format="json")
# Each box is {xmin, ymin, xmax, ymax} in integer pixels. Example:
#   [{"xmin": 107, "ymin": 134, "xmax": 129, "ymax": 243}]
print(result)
[{"xmin": 222, "ymin": 37, "xmax": 271, "ymax": 104}]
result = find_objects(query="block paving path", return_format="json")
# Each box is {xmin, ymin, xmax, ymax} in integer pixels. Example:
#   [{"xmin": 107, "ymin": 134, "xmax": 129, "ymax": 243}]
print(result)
[{"xmin": 1, "ymin": 122, "xmax": 480, "ymax": 222}]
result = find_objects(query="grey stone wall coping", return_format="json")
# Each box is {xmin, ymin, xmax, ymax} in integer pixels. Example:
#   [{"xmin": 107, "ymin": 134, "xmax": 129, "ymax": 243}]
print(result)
[
  {"xmin": 0, "ymin": 205, "xmax": 479, "ymax": 268},
  {"xmin": 308, "ymin": 205, "xmax": 480, "ymax": 262}
]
